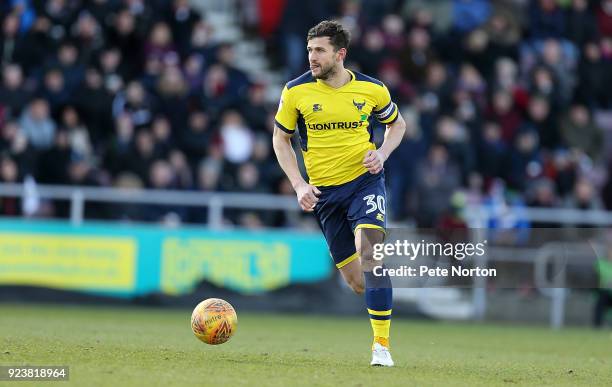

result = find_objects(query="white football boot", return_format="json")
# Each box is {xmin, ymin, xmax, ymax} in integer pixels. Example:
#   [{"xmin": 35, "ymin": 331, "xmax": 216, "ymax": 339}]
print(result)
[{"xmin": 370, "ymin": 342, "xmax": 394, "ymax": 367}]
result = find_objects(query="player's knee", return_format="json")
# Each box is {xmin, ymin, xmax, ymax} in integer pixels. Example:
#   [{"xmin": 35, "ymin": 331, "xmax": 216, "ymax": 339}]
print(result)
[
  {"xmin": 356, "ymin": 245, "xmax": 373, "ymax": 267},
  {"xmin": 355, "ymin": 230, "xmax": 383, "ymax": 271},
  {"xmin": 358, "ymin": 248, "xmax": 376, "ymax": 273}
]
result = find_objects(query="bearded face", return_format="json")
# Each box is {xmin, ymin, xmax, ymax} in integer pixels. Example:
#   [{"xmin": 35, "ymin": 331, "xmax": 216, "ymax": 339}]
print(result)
[{"xmin": 307, "ymin": 37, "xmax": 345, "ymax": 80}]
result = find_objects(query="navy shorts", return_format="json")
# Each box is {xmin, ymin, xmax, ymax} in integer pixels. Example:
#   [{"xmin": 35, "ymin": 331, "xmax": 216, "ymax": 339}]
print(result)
[{"xmin": 313, "ymin": 171, "xmax": 387, "ymax": 269}]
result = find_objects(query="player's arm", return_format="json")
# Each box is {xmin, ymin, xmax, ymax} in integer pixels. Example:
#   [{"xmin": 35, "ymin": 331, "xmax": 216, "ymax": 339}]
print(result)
[
  {"xmin": 363, "ymin": 112, "xmax": 406, "ymax": 174},
  {"xmin": 364, "ymin": 84, "xmax": 406, "ymax": 174},
  {"xmin": 272, "ymin": 87, "xmax": 320, "ymax": 212},
  {"xmin": 272, "ymin": 126, "xmax": 321, "ymax": 212}
]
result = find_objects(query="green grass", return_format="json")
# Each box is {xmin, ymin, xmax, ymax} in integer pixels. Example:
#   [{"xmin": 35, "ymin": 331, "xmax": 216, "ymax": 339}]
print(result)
[{"xmin": 0, "ymin": 304, "xmax": 611, "ymax": 386}]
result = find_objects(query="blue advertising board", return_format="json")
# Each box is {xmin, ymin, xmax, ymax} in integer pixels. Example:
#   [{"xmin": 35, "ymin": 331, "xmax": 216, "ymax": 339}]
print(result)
[{"xmin": 0, "ymin": 219, "xmax": 332, "ymax": 296}]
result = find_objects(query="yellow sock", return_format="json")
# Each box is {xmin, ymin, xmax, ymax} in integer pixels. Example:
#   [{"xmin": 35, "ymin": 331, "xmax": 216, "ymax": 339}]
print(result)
[{"xmin": 370, "ymin": 318, "xmax": 391, "ymax": 348}]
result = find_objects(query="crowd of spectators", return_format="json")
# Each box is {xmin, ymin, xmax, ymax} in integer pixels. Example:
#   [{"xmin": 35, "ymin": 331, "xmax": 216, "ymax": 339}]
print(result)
[
  {"xmin": 1, "ymin": 0, "xmax": 612, "ymax": 228},
  {"xmin": 256, "ymin": 0, "xmax": 612, "ymax": 227},
  {"xmin": 0, "ymin": 0, "xmax": 289, "ymax": 225}
]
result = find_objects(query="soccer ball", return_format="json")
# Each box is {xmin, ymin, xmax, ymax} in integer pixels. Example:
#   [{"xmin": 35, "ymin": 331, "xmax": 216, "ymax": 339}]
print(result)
[{"xmin": 191, "ymin": 298, "xmax": 238, "ymax": 345}]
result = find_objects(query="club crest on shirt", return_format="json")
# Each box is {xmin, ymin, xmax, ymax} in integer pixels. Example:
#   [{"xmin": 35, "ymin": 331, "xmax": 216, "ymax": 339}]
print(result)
[
  {"xmin": 313, "ymin": 103, "xmax": 322, "ymax": 112},
  {"xmin": 353, "ymin": 99, "xmax": 366, "ymax": 111}
]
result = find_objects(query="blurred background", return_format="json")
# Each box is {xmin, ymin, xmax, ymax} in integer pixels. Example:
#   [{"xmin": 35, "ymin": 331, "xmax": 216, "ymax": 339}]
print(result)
[{"xmin": 1, "ymin": 0, "xmax": 612, "ymax": 328}]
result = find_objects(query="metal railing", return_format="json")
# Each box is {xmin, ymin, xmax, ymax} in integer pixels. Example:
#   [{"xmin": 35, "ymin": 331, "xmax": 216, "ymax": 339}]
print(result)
[
  {"xmin": 0, "ymin": 182, "xmax": 299, "ymax": 227},
  {"xmin": 464, "ymin": 205, "xmax": 612, "ymax": 227},
  {"xmin": 3, "ymin": 182, "xmax": 612, "ymax": 227}
]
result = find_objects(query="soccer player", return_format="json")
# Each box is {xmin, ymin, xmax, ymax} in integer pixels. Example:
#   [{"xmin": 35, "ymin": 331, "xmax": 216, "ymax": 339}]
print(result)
[{"xmin": 272, "ymin": 20, "xmax": 406, "ymax": 366}]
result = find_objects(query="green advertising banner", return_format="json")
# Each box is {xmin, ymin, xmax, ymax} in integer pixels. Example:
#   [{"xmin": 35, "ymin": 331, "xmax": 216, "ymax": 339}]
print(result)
[{"xmin": 0, "ymin": 219, "xmax": 332, "ymax": 296}]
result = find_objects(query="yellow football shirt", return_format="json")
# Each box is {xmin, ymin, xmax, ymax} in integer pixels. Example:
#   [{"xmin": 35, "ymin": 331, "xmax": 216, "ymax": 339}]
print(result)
[{"xmin": 275, "ymin": 69, "xmax": 399, "ymax": 187}]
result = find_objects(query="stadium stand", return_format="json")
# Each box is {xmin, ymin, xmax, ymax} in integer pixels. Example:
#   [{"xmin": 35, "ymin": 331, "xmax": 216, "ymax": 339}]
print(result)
[{"xmin": 1, "ymin": 0, "xmax": 612, "ymax": 228}]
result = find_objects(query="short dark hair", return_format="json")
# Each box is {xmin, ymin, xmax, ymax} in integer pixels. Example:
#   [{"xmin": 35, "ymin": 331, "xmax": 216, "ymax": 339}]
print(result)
[{"xmin": 307, "ymin": 20, "xmax": 350, "ymax": 51}]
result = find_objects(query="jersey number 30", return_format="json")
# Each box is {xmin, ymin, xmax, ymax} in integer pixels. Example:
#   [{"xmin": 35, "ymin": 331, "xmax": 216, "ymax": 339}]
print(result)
[{"xmin": 363, "ymin": 194, "xmax": 385, "ymax": 215}]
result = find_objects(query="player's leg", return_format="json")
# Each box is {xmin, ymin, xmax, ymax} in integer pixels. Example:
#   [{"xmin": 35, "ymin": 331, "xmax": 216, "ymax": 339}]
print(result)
[
  {"xmin": 356, "ymin": 228, "xmax": 393, "ymax": 350},
  {"xmin": 348, "ymin": 173, "xmax": 393, "ymax": 366},
  {"xmin": 312, "ymin": 187, "xmax": 364, "ymax": 294}
]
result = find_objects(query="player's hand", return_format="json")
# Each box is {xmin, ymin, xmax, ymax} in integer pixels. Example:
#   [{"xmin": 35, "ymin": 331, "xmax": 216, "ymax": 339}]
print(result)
[
  {"xmin": 295, "ymin": 181, "xmax": 321, "ymax": 212},
  {"xmin": 363, "ymin": 150, "xmax": 386, "ymax": 174}
]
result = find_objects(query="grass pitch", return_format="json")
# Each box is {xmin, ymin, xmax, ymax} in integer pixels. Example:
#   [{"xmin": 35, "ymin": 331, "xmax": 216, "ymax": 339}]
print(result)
[{"xmin": 0, "ymin": 303, "xmax": 611, "ymax": 386}]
